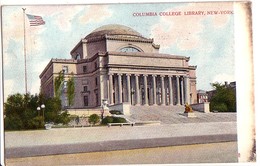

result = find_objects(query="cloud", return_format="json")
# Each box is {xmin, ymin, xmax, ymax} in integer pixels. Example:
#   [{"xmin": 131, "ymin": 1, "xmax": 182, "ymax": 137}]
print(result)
[
  {"xmin": 4, "ymin": 80, "xmax": 14, "ymax": 101},
  {"xmin": 2, "ymin": 6, "xmax": 47, "ymax": 68},
  {"xmin": 78, "ymin": 5, "xmax": 112, "ymax": 24},
  {"xmin": 49, "ymin": 6, "xmax": 84, "ymax": 31},
  {"xmin": 151, "ymin": 2, "xmax": 233, "ymax": 50},
  {"xmin": 212, "ymin": 73, "xmax": 235, "ymax": 84}
]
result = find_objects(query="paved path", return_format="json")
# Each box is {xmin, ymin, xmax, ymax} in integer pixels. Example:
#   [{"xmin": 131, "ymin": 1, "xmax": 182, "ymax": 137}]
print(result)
[
  {"xmin": 5, "ymin": 142, "xmax": 238, "ymax": 165},
  {"xmin": 5, "ymin": 121, "xmax": 237, "ymax": 158}
]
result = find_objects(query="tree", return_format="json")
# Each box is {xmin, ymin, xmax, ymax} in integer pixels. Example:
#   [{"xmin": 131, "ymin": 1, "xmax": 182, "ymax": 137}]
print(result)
[
  {"xmin": 209, "ymin": 82, "xmax": 236, "ymax": 112},
  {"xmin": 4, "ymin": 93, "xmax": 71, "ymax": 130},
  {"xmin": 54, "ymin": 71, "xmax": 64, "ymax": 99},
  {"xmin": 54, "ymin": 71, "xmax": 75, "ymax": 107},
  {"xmin": 4, "ymin": 93, "xmax": 41, "ymax": 130},
  {"xmin": 67, "ymin": 74, "xmax": 75, "ymax": 106}
]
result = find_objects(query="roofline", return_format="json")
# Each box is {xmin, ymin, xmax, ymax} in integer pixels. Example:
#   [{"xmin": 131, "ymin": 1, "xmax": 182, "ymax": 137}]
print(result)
[
  {"xmin": 70, "ymin": 39, "xmax": 83, "ymax": 56},
  {"xmin": 70, "ymin": 34, "xmax": 160, "ymax": 56},
  {"xmin": 107, "ymin": 51, "xmax": 190, "ymax": 60},
  {"xmin": 39, "ymin": 58, "xmax": 77, "ymax": 78}
]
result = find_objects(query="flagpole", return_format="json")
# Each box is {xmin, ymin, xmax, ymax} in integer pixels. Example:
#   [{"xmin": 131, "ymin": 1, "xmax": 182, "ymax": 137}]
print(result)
[{"xmin": 22, "ymin": 8, "xmax": 28, "ymax": 94}]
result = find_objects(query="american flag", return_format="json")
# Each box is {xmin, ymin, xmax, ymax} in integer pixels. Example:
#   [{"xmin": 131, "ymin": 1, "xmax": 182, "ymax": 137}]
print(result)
[{"xmin": 26, "ymin": 14, "xmax": 45, "ymax": 26}]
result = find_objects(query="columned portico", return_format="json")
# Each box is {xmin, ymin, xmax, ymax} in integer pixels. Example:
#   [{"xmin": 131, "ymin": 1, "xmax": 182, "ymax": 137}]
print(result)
[{"xmin": 107, "ymin": 73, "xmax": 189, "ymax": 107}]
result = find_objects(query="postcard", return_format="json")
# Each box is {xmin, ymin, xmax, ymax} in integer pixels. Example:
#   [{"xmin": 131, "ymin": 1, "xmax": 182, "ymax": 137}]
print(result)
[{"xmin": 0, "ymin": 0, "xmax": 255, "ymax": 165}]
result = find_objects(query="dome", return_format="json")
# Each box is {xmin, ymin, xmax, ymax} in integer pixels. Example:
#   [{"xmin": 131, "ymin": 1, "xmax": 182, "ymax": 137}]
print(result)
[{"xmin": 85, "ymin": 24, "xmax": 143, "ymax": 39}]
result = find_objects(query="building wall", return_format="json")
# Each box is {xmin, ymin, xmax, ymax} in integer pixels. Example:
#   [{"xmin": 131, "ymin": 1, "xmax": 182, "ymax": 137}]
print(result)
[
  {"xmin": 87, "ymin": 40, "xmax": 106, "ymax": 58},
  {"xmin": 71, "ymin": 45, "xmax": 83, "ymax": 60},
  {"xmin": 73, "ymin": 75, "xmax": 100, "ymax": 108},
  {"xmin": 52, "ymin": 61, "xmax": 77, "ymax": 74},
  {"xmin": 106, "ymin": 39, "xmax": 159, "ymax": 53},
  {"xmin": 189, "ymin": 68, "xmax": 197, "ymax": 104},
  {"xmin": 108, "ymin": 54, "xmax": 187, "ymax": 68}
]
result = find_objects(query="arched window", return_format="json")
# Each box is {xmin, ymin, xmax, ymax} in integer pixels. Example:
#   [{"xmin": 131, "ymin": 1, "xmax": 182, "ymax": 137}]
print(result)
[
  {"xmin": 120, "ymin": 47, "xmax": 141, "ymax": 53},
  {"xmin": 75, "ymin": 53, "xmax": 81, "ymax": 60}
]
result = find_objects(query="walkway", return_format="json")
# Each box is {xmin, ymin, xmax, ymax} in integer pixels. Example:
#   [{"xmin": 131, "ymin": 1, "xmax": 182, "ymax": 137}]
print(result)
[{"xmin": 5, "ymin": 121, "xmax": 237, "ymax": 158}]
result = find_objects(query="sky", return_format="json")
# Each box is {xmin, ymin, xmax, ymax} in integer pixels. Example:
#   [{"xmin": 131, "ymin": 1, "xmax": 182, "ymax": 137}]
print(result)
[{"xmin": 2, "ymin": 2, "xmax": 235, "ymax": 101}]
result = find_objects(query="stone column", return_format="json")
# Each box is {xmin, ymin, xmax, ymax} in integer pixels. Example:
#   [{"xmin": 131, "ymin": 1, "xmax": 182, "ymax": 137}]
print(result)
[
  {"xmin": 126, "ymin": 74, "xmax": 131, "ymax": 103},
  {"xmin": 82, "ymin": 39, "xmax": 88, "ymax": 58},
  {"xmin": 180, "ymin": 76, "xmax": 184, "ymax": 105},
  {"xmin": 176, "ymin": 76, "xmax": 180, "ymax": 105},
  {"xmin": 135, "ymin": 74, "xmax": 140, "ymax": 105},
  {"xmin": 152, "ymin": 75, "xmax": 157, "ymax": 105},
  {"xmin": 168, "ymin": 76, "xmax": 173, "ymax": 105},
  {"xmin": 161, "ymin": 75, "xmax": 165, "ymax": 105},
  {"xmin": 184, "ymin": 76, "xmax": 190, "ymax": 104},
  {"xmin": 143, "ymin": 75, "xmax": 148, "ymax": 106},
  {"xmin": 118, "ymin": 74, "xmax": 123, "ymax": 103},
  {"xmin": 109, "ymin": 73, "xmax": 114, "ymax": 105}
]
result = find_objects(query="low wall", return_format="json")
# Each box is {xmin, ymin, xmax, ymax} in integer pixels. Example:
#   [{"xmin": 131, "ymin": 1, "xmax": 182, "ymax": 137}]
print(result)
[
  {"xmin": 109, "ymin": 102, "xmax": 131, "ymax": 115},
  {"xmin": 66, "ymin": 108, "xmax": 102, "ymax": 117},
  {"xmin": 191, "ymin": 102, "xmax": 210, "ymax": 113}
]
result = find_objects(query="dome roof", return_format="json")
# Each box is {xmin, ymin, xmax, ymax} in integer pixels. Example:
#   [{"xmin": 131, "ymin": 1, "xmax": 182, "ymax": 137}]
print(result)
[{"xmin": 85, "ymin": 24, "xmax": 143, "ymax": 39}]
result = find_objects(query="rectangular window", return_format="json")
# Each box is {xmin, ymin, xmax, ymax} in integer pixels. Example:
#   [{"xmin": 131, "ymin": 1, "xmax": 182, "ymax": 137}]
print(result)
[
  {"xmin": 62, "ymin": 66, "xmax": 68, "ymax": 74},
  {"xmin": 84, "ymin": 96, "xmax": 88, "ymax": 106},
  {"xmin": 83, "ymin": 86, "xmax": 88, "ymax": 92},
  {"xmin": 83, "ymin": 66, "xmax": 87, "ymax": 73},
  {"xmin": 95, "ymin": 77, "xmax": 98, "ymax": 86},
  {"xmin": 95, "ymin": 93, "xmax": 98, "ymax": 106}
]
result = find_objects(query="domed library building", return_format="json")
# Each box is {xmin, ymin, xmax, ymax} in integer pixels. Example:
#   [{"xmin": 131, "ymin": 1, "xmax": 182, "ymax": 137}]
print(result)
[{"xmin": 39, "ymin": 24, "xmax": 197, "ymax": 113}]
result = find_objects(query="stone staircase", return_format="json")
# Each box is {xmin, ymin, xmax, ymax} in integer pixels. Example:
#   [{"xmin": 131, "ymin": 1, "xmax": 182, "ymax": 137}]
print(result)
[
  {"xmin": 125, "ymin": 105, "xmax": 185, "ymax": 124},
  {"xmin": 123, "ymin": 105, "xmax": 236, "ymax": 124}
]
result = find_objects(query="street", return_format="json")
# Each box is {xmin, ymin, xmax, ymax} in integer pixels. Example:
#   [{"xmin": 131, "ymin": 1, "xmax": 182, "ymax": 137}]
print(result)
[{"xmin": 5, "ymin": 142, "xmax": 238, "ymax": 165}]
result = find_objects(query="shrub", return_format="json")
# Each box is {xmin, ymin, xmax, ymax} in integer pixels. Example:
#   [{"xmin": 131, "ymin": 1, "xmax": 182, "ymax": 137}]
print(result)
[
  {"xmin": 101, "ymin": 116, "xmax": 114, "ymax": 124},
  {"xmin": 109, "ymin": 110, "xmax": 123, "ymax": 115},
  {"xmin": 56, "ymin": 111, "xmax": 71, "ymax": 125},
  {"xmin": 101, "ymin": 116, "xmax": 127, "ymax": 124},
  {"xmin": 113, "ymin": 117, "xmax": 127, "ymax": 123},
  {"xmin": 88, "ymin": 114, "xmax": 100, "ymax": 125},
  {"xmin": 28, "ymin": 116, "xmax": 45, "ymax": 129},
  {"xmin": 4, "ymin": 115, "xmax": 23, "ymax": 130},
  {"xmin": 210, "ymin": 103, "xmax": 228, "ymax": 112}
]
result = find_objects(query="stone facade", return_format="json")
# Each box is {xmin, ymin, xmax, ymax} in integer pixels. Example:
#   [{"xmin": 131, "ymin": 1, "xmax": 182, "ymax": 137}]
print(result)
[{"xmin": 39, "ymin": 24, "xmax": 197, "ymax": 109}]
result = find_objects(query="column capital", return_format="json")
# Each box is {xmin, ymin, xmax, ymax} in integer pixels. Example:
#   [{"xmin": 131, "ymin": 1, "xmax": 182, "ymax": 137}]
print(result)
[
  {"xmin": 108, "ymin": 73, "xmax": 114, "ymax": 76},
  {"xmin": 143, "ymin": 74, "xmax": 148, "ymax": 77},
  {"xmin": 134, "ymin": 74, "xmax": 140, "ymax": 77},
  {"xmin": 152, "ymin": 74, "xmax": 157, "ymax": 78},
  {"xmin": 168, "ymin": 75, "xmax": 173, "ymax": 78},
  {"xmin": 126, "ymin": 73, "xmax": 131, "ymax": 76},
  {"xmin": 118, "ymin": 73, "xmax": 123, "ymax": 76},
  {"xmin": 160, "ymin": 75, "xmax": 165, "ymax": 78},
  {"xmin": 176, "ymin": 75, "xmax": 180, "ymax": 78}
]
